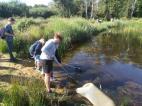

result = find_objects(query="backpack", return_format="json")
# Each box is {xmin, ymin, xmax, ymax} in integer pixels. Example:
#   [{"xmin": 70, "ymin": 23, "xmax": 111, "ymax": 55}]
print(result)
[
  {"xmin": 0, "ymin": 28, "xmax": 6, "ymax": 39},
  {"xmin": 29, "ymin": 41, "xmax": 39, "ymax": 57}
]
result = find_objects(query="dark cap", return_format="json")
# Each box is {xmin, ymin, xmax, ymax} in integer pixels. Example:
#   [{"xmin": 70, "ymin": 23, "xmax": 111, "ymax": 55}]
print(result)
[{"xmin": 8, "ymin": 17, "xmax": 15, "ymax": 22}]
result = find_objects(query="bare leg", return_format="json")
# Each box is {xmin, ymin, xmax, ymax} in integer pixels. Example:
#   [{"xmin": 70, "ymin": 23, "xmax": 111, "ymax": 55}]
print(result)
[
  {"xmin": 37, "ymin": 61, "xmax": 40, "ymax": 70},
  {"xmin": 35, "ymin": 61, "xmax": 37, "ymax": 68},
  {"xmin": 44, "ymin": 72, "xmax": 51, "ymax": 92}
]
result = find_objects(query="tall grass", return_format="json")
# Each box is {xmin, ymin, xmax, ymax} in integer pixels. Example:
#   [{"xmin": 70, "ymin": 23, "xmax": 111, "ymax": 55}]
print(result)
[
  {"xmin": 0, "ymin": 39, "xmax": 7, "ymax": 52},
  {"xmin": 0, "ymin": 78, "xmax": 76, "ymax": 106},
  {"xmin": 1, "ymin": 17, "xmax": 141, "ymax": 58},
  {"xmin": 3, "ymin": 84, "xmax": 29, "ymax": 106},
  {"xmin": 0, "ymin": 17, "xmax": 114, "ymax": 57},
  {"xmin": 106, "ymin": 19, "xmax": 142, "ymax": 46}
]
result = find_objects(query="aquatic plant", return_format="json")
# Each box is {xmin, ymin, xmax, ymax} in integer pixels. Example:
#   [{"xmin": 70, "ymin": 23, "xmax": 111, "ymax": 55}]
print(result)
[
  {"xmin": 107, "ymin": 19, "xmax": 142, "ymax": 46},
  {"xmin": 120, "ymin": 96, "xmax": 131, "ymax": 106}
]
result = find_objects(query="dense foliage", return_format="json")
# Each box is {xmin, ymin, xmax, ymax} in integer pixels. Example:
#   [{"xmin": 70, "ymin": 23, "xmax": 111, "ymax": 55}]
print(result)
[
  {"xmin": 0, "ymin": 2, "xmax": 55, "ymax": 18},
  {"xmin": 0, "ymin": 0, "xmax": 142, "ymax": 19},
  {"xmin": 0, "ymin": 2, "xmax": 29, "ymax": 18},
  {"xmin": 0, "ymin": 17, "xmax": 95, "ymax": 57},
  {"xmin": 28, "ymin": 5, "xmax": 55, "ymax": 18}
]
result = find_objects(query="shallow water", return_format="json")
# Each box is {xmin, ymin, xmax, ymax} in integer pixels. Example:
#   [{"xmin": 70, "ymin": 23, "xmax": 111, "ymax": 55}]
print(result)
[{"xmin": 64, "ymin": 33, "xmax": 142, "ymax": 105}]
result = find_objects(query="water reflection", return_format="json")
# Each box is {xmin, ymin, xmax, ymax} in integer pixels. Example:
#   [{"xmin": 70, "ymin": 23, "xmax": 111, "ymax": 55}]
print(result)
[{"xmin": 64, "ymin": 33, "xmax": 142, "ymax": 105}]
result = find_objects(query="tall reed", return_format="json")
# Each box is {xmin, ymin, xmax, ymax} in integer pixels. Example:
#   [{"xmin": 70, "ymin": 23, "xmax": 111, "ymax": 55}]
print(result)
[
  {"xmin": 1, "ymin": 77, "xmax": 72, "ymax": 106},
  {"xmin": 0, "ymin": 17, "xmax": 115, "ymax": 57}
]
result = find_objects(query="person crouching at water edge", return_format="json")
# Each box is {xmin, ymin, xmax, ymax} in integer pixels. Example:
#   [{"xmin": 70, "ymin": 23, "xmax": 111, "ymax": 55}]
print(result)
[
  {"xmin": 40, "ymin": 32, "xmax": 63, "ymax": 93},
  {"xmin": 29, "ymin": 38, "xmax": 45, "ymax": 70}
]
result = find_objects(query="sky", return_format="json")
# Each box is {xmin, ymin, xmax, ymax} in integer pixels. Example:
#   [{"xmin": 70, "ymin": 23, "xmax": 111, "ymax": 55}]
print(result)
[{"xmin": 0, "ymin": 0, "xmax": 53, "ymax": 6}]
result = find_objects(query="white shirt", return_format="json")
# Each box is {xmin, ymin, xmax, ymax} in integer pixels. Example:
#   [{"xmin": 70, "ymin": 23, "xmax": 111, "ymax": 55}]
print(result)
[{"xmin": 40, "ymin": 39, "xmax": 59, "ymax": 64}]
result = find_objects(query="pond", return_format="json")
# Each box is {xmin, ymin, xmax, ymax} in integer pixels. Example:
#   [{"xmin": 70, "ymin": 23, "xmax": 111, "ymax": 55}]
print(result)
[{"xmin": 63, "ymin": 32, "xmax": 142, "ymax": 106}]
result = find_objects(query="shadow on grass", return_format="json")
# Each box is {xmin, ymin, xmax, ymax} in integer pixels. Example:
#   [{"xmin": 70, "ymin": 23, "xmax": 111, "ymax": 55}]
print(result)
[
  {"xmin": 0, "ymin": 58, "xmax": 10, "ymax": 62},
  {"xmin": 0, "ymin": 57, "xmax": 34, "ymax": 67},
  {"xmin": 0, "ymin": 74, "xmax": 39, "ymax": 85},
  {"xmin": 0, "ymin": 66, "xmax": 17, "ymax": 71},
  {"xmin": 16, "ymin": 59, "xmax": 34, "ymax": 67}
]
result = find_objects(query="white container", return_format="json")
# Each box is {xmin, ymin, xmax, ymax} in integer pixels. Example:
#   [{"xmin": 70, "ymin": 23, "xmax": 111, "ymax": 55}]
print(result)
[{"xmin": 76, "ymin": 83, "xmax": 116, "ymax": 106}]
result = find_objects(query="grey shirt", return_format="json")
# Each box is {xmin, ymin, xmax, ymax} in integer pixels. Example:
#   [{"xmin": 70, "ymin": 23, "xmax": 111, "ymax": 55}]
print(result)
[{"xmin": 40, "ymin": 39, "xmax": 60, "ymax": 64}]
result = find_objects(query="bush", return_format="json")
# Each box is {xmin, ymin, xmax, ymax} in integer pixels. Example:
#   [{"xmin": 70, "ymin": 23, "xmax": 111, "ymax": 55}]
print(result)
[
  {"xmin": 29, "ymin": 6, "xmax": 55, "ymax": 18},
  {"xmin": 15, "ymin": 18, "xmax": 37, "ymax": 31}
]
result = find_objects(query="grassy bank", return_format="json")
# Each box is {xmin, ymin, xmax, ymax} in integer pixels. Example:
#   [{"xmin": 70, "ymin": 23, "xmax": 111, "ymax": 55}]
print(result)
[
  {"xmin": 0, "ymin": 17, "xmax": 115, "ymax": 58},
  {"xmin": 107, "ymin": 19, "xmax": 142, "ymax": 45},
  {"xmin": 0, "ymin": 77, "xmax": 87, "ymax": 106}
]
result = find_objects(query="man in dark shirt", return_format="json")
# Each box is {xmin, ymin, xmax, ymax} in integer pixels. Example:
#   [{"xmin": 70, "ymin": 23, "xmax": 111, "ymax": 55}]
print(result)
[{"xmin": 5, "ymin": 17, "xmax": 16, "ymax": 62}]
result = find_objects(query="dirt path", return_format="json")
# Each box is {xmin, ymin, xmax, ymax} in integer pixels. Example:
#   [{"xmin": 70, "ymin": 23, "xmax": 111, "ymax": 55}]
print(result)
[
  {"xmin": 0, "ymin": 54, "xmax": 65, "ymax": 89},
  {"xmin": 0, "ymin": 55, "xmax": 37, "ymax": 88}
]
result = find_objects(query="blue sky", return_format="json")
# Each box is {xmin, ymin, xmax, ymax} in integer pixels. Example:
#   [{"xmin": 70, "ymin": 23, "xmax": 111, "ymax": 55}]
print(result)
[{"xmin": 0, "ymin": 0, "xmax": 53, "ymax": 6}]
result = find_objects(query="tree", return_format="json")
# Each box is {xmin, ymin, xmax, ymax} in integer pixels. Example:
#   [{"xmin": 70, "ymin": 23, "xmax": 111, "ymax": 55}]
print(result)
[
  {"xmin": 53, "ymin": 0, "xmax": 78, "ymax": 17},
  {"xmin": 130, "ymin": 0, "xmax": 137, "ymax": 18},
  {"xmin": 0, "ymin": 0, "xmax": 142, "ymax": 19},
  {"xmin": 135, "ymin": 0, "xmax": 142, "ymax": 17},
  {"xmin": 0, "ymin": 1, "xmax": 29, "ymax": 18},
  {"xmin": 0, "ymin": 2, "xmax": 55, "ymax": 18},
  {"xmin": 29, "ymin": 5, "xmax": 55, "ymax": 18}
]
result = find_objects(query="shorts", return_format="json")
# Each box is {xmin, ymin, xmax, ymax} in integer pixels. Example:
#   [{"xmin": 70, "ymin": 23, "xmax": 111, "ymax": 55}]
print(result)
[
  {"xmin": 34, "ymin": 55, "xmax": 40, "ymax": 62},
  {"xmin": 41, "ymin": 60, "xmax": 53, "ymax": 73}
]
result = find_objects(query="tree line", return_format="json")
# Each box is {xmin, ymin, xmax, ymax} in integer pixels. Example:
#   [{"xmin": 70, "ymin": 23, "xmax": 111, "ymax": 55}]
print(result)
[
  {"xmin": 0, "ymin": 0, "xmax": 142, "ymax": 19},
  {"xmin": 0, "ymin": 1, "xmax": 55, "ymax": 18}
]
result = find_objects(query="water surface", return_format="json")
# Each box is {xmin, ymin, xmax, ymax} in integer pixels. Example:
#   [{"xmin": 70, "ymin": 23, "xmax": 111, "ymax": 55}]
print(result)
[{"xmin": 64, "ymin": 33, "xmax": 142, "ymax": 105}]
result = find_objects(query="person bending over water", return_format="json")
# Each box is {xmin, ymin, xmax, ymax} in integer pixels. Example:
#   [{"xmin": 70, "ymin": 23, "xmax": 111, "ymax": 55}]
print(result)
[
  {"xmin": 29, "ymin": 38, "xmax": 45, "ymax": 70},
  {"xmin": 40, "ymin": 32, "xmax": 63, "ymax": 93}
]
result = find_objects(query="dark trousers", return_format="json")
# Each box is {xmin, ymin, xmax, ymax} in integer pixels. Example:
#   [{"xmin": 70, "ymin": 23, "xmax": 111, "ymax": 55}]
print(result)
[{"xmin": 6, "ymin": 36, "xmax": 15, "ymax": 60}]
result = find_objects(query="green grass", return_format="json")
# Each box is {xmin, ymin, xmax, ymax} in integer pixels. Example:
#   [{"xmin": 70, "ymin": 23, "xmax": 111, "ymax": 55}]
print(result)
[
  {"xmin": 0, "ymin": 39, "xmax": 7, "ymax": 52},
  {"xmin": 0, "ymin": 78, "xmax": 78, "ymax": 106},
  {"xmin": 3, "ymin": 84, "xmax": 29, "ymax": 106},
  {"xmin": 120, "ymin": 96, "xmax": 131, "ymax": 106},
  {"xmin": 0, "ymin": 17, "xmax": 114, "ymax": 58},
  {"xmin": 106, "ymin": 19, "xmax": 142, "ymax": 46}
]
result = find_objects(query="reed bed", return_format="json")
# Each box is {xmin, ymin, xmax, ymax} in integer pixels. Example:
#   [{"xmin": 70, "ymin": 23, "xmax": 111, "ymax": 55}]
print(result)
[{"xmin": 0, "ymin": 17, "xmax": 115, "ymax": 57}]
